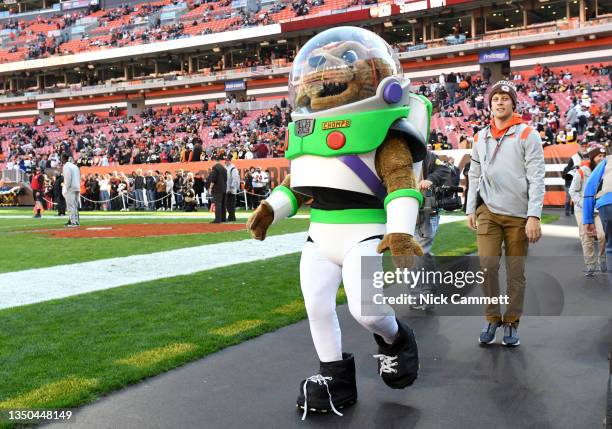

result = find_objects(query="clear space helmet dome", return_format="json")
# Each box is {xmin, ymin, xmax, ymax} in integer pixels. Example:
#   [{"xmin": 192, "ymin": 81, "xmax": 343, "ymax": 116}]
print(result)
[{"xmin": 288, "ymin": 26, "xmax": 401, "ymax": 114}]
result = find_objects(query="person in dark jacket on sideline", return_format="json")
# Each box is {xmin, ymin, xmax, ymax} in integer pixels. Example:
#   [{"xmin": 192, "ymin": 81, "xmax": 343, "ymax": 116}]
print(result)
[
  {"xmin": 53, "ymin": 173, "xmax": 66, "ymax": 216},
  {"xmin": 208, "ymin": 156, "xmax": 227, "ymax": 223}
]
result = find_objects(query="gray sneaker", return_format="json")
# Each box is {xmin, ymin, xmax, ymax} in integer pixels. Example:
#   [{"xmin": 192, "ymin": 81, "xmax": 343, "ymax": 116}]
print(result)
[
  {"xmin": 478, "ymin": 321, "xmax": 502, "ymax": 345},
  {"xmin": 501, "ymin": 324, "xmax": 520, "ymax": 347},
  {"xmin": 600, "ymin": 260, "xmax": 608, "ymax": 273},
  {"xmin": 585, "ymin": 267, "xmax": 596, "ymax": 277}
]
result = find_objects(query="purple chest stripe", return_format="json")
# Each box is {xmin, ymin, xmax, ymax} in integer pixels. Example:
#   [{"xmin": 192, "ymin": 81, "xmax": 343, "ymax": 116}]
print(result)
[{"xmin": 338, "ymin": 155, "xmax": 387, "ymax": 200}]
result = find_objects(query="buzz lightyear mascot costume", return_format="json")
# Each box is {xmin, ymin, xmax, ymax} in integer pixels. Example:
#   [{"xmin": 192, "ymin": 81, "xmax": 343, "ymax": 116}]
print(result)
[{"xmin": 246, "ymin": 26, "xmax": 431, "ymax": 418}]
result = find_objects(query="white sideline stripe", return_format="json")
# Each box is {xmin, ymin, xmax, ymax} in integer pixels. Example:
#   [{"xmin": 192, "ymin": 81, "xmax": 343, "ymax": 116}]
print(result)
[
  {"xmin": 0, "ymin": 216, "xmax": 465, "ymax": 310},
  {"xmin": 0, "ymin": 232, "xmax": 307, "ymax": 310}
]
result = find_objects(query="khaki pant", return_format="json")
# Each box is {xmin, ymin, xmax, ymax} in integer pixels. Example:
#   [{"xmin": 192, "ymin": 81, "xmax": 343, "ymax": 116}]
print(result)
[
  {"xmin": 574, "ymin": 210, "xmax": 605, "ymax": 269},
  {"xmin": 476, "ymin": 205, "xmax": 528, "ymax": 326}
]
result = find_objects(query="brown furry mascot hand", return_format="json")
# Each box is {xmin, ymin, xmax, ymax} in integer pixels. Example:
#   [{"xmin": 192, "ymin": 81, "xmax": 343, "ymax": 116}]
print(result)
[
  {"xmin": 375, "ymin": 133, "xmax": 425, "ymax": 267},
  {"xmin": 246, "ymin": 201, "xmax": 274, "ymax": 241},
  {"xmin": 377, "ymin": 232, "xmax": 424, "ymax": 269},
  {"xmin": 246, "ymin": 174, "xmax": 304, "ymax": 241}
]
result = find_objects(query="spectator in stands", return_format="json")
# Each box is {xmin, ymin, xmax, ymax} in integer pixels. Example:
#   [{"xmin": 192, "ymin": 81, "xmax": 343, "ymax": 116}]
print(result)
[
  {"xmin": 467, "ymin": 81, "xmax": 545, "ymax": 347},
  {"xmin": 565, "ymin": 123, "xmax": 578, "ymax": 144}
]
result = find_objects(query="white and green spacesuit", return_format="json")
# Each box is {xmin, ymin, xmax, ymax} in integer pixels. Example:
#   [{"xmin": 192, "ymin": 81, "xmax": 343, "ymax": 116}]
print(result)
[{"xmin": 247, "ymin": 26, "xmax": 431, "ymax": 417}]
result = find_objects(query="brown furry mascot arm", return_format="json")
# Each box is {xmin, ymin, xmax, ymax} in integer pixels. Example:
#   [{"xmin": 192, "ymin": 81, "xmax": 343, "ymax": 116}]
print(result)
[
  {"xmin": 375, "ymin": 134, "xmax": 424, "ymax": 265},
  {"xmin": 246, "ymin": 174, "xmax": 305, "ymax": 241}
]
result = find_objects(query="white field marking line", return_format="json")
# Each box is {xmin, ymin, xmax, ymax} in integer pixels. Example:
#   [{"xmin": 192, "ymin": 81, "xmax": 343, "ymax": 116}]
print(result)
[
  {"xmin": 439, "ymin": 215, "xmax": 465, "ymax": 225},
  {"xmin": 0, "ymin": 232, "xmax": 308, "ymax": 310}
]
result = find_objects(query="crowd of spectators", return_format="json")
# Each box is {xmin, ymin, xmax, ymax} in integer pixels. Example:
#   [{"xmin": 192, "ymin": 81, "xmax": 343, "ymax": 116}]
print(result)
[
  {"xmin": 421, "ymin": 63, "xmax": 612, "ymax": 151},
  {"xmin": 1, "ymin": 101, "xmax": 291, "ymax": 178}
]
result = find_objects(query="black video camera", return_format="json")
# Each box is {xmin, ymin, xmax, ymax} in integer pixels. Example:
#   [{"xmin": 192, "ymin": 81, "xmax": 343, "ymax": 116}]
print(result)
[{"xmin": 432, "ymin": 185, "xmax": 463, "ymax": 212}]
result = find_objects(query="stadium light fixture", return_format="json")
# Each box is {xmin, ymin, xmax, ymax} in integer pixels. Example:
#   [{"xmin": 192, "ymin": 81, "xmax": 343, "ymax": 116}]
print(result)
[
  {"xmin": 278, "ymin": 39, "xmax": 287, "ymax": 43},
  {"xmin": 384, "ymin": 21, "xmax": 393, "ymax": 27},
  {"xmin": 407, "ymin": 18, "xmax": 417, "ymax": 24},
  {"xmin": 260, "ymin": 41, "xmax": 269, "ymax": 46},
  {"xmin": 213, "ymin": 47, "xmax": 221, "ymax": 52}
]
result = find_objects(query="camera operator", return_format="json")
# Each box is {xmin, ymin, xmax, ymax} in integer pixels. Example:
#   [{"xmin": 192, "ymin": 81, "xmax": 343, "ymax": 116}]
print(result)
[
  {"xmin": 410, "ymin": 149, "xmax": 452, "ymax": 310},
  {"xmin": 446, "ymin": 157, "xmax": 461, "ymax": 187},
  {"xmin": 416, "ymin": 150, "xmax": 452, "ymax": 254}
]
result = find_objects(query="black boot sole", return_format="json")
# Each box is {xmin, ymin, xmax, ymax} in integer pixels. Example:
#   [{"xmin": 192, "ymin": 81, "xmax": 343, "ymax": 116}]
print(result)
[
  {"xmin": 382, "ymin": 374, "xmax": 417, "ymax": 389},
  {"xmin": 296, "ymin": 397, "xmax": 357, "ymax": 413}
]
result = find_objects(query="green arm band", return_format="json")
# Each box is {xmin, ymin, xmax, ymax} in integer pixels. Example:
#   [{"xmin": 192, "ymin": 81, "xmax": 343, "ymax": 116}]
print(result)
[
  {"xmin": 384, "ymin": 189, "xmax": 424, "ymax": 210},
  {"xmin": 273, "ymin": 185, "xmax": 299, "ymax": 217}
]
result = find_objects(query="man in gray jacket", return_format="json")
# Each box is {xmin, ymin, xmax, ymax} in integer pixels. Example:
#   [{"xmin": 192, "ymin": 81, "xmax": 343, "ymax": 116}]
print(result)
[
  {"xmin": 466, "ymin": 80, "xmax": 545, "ymax": 347},
  {"xmin": 61, "ymin": 153, "xmax": 81, "ymax": 227}
]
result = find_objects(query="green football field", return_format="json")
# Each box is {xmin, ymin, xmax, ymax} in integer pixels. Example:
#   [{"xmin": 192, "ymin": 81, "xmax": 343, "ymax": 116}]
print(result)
[{"xmin": 0, "ymin": 208, "xmax": 558, "ymax": 427}]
